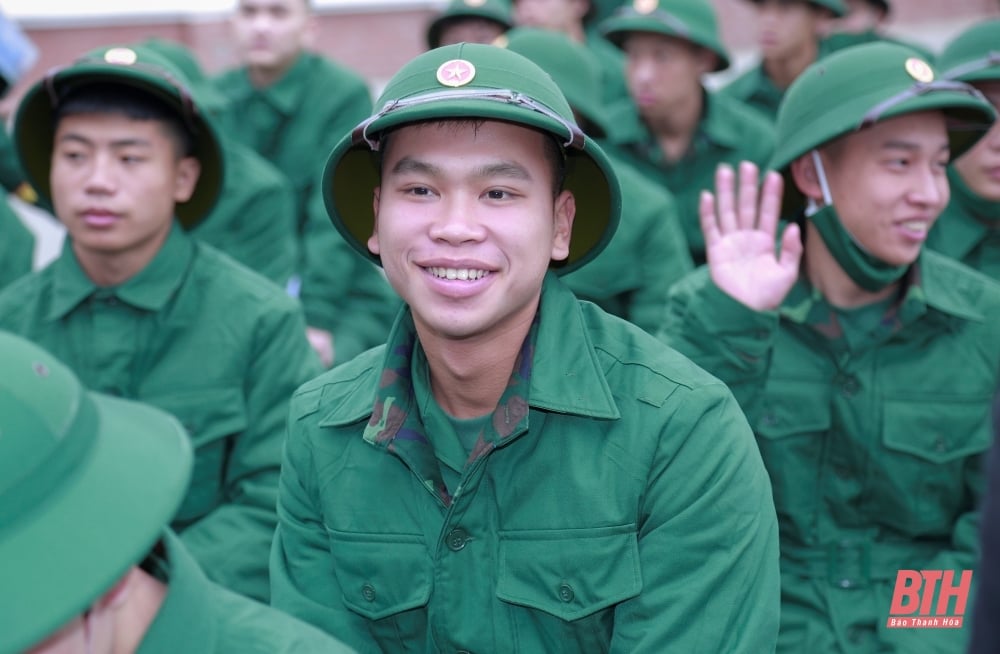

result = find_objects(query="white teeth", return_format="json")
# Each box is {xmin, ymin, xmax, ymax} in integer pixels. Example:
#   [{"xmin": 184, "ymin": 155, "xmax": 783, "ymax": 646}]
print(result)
[
  {"xmin": 428, "ymin": 267, "xmax": 489, "ymax": 281},
  {"xmin": 900, "ymin": 221, "xmax": 929, "ymax": 234}
]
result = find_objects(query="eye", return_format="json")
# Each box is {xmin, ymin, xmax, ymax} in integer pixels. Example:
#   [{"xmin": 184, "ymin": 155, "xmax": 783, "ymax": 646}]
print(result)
[
  {"xmin": 404, "ymin": 185, "xmax": 433, "ymax": 197},
  {"xmin": 485, "ymin": 189, "xmax": 510, "ymax": 200}
]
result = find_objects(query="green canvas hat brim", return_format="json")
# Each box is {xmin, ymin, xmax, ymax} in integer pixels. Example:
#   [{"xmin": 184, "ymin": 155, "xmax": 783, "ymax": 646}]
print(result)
[
  {"xmin": 937, "ymin": 21, "xmax": 1000, "ymax": 85},
  {"xmin": 0, "ymin": 393, "xmax": 191, "ymax": 654},
  {"xmin": 600, "ymin": 10, "xmax": 730, "ymax": 71},
  {"xmin": 13, "ymin": 58, "xmax": 224, "ymax": 230},
  {"xmin": 325, "ymin": 110, "xmax": 618, "ymax": 275}
]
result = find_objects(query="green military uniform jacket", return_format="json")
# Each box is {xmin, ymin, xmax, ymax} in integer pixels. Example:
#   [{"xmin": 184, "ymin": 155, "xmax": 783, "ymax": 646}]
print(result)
[
  {"xmin": 191, "ymin": 137, "xmax": 298, "ymax": 286},
  {"xmin": 718, "ymin": 62, "xmax": 785, "ymax": 123},
  {"xmin": 299, "ymin": 190, "xmax": 400, "ymax": 366},
  {"xmin": 138, "ymin": 530, "xmax": 354, "ymax": 653},
  {"xmin": 271, "ymin": 273, "xmax": 780, "ymax": 653},
  {"xmin": 0, "ymin": 225, "xmax": 322, "ymax": 602},
  {"xmin": 609, "ymin": 90, "xmax": 775, "ymax": 264},
  {"xmin": 0, "ymin": 127, "xmax": 25, "ymax": 194},
  {"xmin": 660, "ymin": 252, "xmax": 1000, "ymax": 653},
  {"xmin": 0, "ymin": 198, "xmax": 32, "ymax": 289},
  {"xmin": 927, "ymin": 166, "xmax": 1000, "ymax": 280},
  {"xmin": 563, "ymin": 153, "xmax": 692, "ymax": 332}
]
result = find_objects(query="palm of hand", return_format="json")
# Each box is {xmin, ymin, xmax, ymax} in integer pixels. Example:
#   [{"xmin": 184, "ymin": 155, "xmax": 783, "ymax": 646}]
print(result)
[{"xmin": 708, "ymin": 229, "xmax": 800, "ymax": 312}]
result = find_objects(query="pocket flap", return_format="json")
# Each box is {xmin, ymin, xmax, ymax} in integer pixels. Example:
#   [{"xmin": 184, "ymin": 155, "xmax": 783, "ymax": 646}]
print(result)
[
  {"xmin": 882, "ymin": 396, "xmax": 992, "ymax": 464},
  {"xmin": 151, "ymin": 387, "xmax": 247, "ymax": 445},
  {"xmin": 755, "ymin": 382, "xmax": 831, "ymax": 439},
  {"xmin": 327, "ymin": 530, "xmax": 432, "ymax": 620},
  {"xmin": 497, "ymin": 525, "xmax": 641, "ymax": 621}
]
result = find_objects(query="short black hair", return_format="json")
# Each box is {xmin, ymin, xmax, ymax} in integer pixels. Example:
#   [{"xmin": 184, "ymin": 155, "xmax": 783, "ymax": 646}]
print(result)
[
  {"xmin": 52, "ymin": 82, "xmax": 196, "ymax": 158},
  {"xmin": 376, "ymin": 119, "xmax": 567, "ymax": 197}
]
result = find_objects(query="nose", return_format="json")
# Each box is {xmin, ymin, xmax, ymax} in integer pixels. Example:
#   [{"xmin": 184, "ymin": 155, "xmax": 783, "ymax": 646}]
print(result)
[
  {"xmin": 910, "ymin": 163, "xmax": 948, "ymax": 209},
  {"xmin": 83, "ymin": 152, "xmax": 117, "ymax": 195},
  {"xmin": 427, "ymin": 192, "xmax": 487, "ymax": 244}
]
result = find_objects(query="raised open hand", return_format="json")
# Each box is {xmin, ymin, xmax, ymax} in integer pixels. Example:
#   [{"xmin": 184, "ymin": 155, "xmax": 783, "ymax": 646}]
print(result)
[{"xmin": 701, "ymin": 161, "xmax": 803, "ymax": 312}]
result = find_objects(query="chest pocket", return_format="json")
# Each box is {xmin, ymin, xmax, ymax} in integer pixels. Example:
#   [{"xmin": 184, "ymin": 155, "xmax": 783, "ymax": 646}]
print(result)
[
  {"xmin": 753, "ymin": 382, "xmax": 832, "ymax": 519},
  {"xmin": 878, "ymin": 396, "xmax": 992, "ymax": 535},
  {"xmin": 149, "ymin": 387, "xmax": 247, "ymax": 525},
  {"xmin": 496, "ymin": 524, "xmax": 641, "ymax": 652},
  {"xmin": 327, "ymin": 529, "xmax": 431, "ymax": 646}
]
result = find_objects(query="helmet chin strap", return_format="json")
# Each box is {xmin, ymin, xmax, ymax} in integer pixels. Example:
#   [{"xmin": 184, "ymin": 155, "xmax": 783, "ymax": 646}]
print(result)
[{"xmin": 805, "ymin": 149, "xmax": 834, "ymax": 217}]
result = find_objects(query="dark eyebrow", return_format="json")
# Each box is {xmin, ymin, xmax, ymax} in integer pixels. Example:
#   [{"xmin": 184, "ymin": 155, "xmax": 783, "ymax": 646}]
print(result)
[
  {"xmin": 56, "ymin": 133, "xmax": 154, "ymax": 149},
  {"xmin": 473, "ymin": 161, "xmax": 532, "ymax": 182},
  {"xmin": 882, "ymin": 139, "xmax": 949, "ymax": 153},
  {"xmin": 390, "ymin": 156, "xmax": 440, "ymax": 177}
]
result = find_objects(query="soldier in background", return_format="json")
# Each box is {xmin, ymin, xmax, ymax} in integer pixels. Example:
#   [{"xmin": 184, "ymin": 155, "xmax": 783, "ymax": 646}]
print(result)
[{"xmin": 426, "ymin": 0, "xmax": 513, "ymax": 49}]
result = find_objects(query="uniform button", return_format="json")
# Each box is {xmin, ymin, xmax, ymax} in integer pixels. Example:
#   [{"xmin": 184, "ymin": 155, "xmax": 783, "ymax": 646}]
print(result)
[
  {"xmin": 838, "ymin": 578, "xmax": 855, "ymax": 589},
  {"xmin": 934, "ymin": 436, "xmax": 948, "ymax": 454},
  {"xmin": 446, "ymin": 528, "xmax": 468, "ymax": 552},
  {"xmin": 761, "ymin": 412, "xmax": 778, "ymax": 428},
  {"xmin": 362, "ymin": 583, "xmax": 376, "ymax": 602},
  {"xmin": 840, "ymin": 377, "xmax": 860, "ymax": 397},
  {"xmin": 558, "ymin": 584, "xmax": 575, "ymax": 602}
]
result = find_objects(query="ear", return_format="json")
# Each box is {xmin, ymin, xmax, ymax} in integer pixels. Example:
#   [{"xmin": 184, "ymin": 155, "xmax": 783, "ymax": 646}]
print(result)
[
  {"xmin": 694, "ymin": 46, "xmax": 718, "ymax": 77},
  {"xmin": 97, "ymin": 568, "xmax": 136, "ymax": 612},
  {"xmin": 550, "ymin": 190, "xmax": 576, "ymax": 262},
  {"xmin": 172, "ymin": 157, "xmax": 201, "ymax": 204},
  {"xmin": 366, "ymin": 187, "xmax": 381, "ymax": 256},
  {"xmin": 789, "ymin": 153, "xmax": 824, "ymax": 203}
]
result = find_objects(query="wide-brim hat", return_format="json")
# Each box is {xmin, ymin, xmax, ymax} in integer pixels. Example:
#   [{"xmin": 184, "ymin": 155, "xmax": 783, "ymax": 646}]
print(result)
[
  {"xmin": 13, "ymin": 44, "xmax": 224, "ymax": 230},
  {"xmin": 498, "ymin": 27, "xmax": 610, "ymax": 138},
  {"xmin": 322, "ymin": 42, "xmax": 621, "ymax": 276},
  {"xmin": 769, "ymin": 42, "xmax": 995, "ymax": 212},
  {"xmin": 426, "ymin": 0, "xmax": 514, "ymax": 49},
  {"xmin": 938, "ymin": 20, "xmax": 1000, "ymax": 85},
  {"xmin": 600, "ymin": 0, "xmax": 730, "ymax": 72},
  {"xmin": 0, "ymin": 331, "xmax": 192, "ymax": 654}
]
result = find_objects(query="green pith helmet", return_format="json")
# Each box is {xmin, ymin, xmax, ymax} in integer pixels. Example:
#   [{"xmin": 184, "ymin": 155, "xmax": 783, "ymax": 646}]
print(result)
[
  {"xmin": 426, "ymin": 0, "xmax": 514, "ymax": 49},
  {"xmin": 321, "ymin": 42, "xmax": 621, "ymax": 275},
  {"xmin": 599, "ymin": 0, "xmax": 730, "ymax": 71},
  {"xmin": 938, "ymin": 20, "xmax": 1000, "ymax": 84},
  {"xmin": 0, "ymin": 331, "xmax": 192, "ymax": 654},
  {"xmin": 770, "ymin": 42, "xmax": 995, "ymax": 210},
  {"xmin": 748, "ymin": 0, "xmax": 846, "ymax": 17},
  {"xmin": 13, "ymin": 44, "xmax": 224, "ymax": 230},
  {"xmin": 498, "ymin": 27, "xmax": 610, "ymax": 138}
]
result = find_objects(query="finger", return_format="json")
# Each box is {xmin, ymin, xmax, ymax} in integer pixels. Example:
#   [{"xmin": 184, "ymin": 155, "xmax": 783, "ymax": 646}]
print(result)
[
  {"xmin": 778, "ymin": 221, "xmax": 804, "ymax": 271},
  {"xmin": 757, "ymin": 170, "xmax": 784, "ymax": 237},
  {"xmin": 715, "ymin": 164, "xmax": 737, "ymax": 234},
  {"xmin": 736, "ymin": 161, "xmax": 759, "ymax": 231},
  {"xmin": 699, "ymin": 190, "xmax": 721, "ymax": 252}
]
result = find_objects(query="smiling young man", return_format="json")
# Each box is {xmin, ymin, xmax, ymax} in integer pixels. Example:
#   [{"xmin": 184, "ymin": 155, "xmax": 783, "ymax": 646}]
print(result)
[
  {"xmin": 600, "ymin": 0, "xmax": 775, "ymax": 264},
  {"xmin": 720, "ymin": 0, "xmax": 843, "ymax": 121},
  {"xmin": 0, "ymin": 46, "xmax": 321, "ymax": 603},
  {"xmin": 660, "ymin": 43, "xmax": 999, "ymax": 652},
  {"xmin": 928, "ymin": 20, "xmax": 1000, "ymax": 280},
  {"xmin": 269, "ymin": 43, "xmax": 780, "ymax": 653}
]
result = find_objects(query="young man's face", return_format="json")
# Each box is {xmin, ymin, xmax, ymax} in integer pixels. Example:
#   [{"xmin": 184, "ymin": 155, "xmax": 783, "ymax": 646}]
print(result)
[
  {"xmin": 50, "ymin": 113, "xmax": 199, "ymax": 266},
  {"xmin": 437, "ymin": 18, "xmax": 507, "ymax": 48},
  {"xmin": 953, "ymin": 80, "xmax": 1000, "ymax": 202},
  {"xmin": 513, "ymin": 0, "xmax": 587, "ymax": 33},
  {"xmin": 755, "ymin": 0, "xmax": 826, "ymax": 61},
  {"xmin": 836, "ymin": 0, "xmax": 885, "ymax": 34},
  {"xmin": 368, "ymin": 120, "xmax": 574, "ymax": 342},
  {"xmin": 815, "ymin": 110, "xmax": 950, "ymax": 266},
  {"xmin": 232, "ymin": 0, "xmax": 311, "ymax": 73},
  {"xmin": 623, "ymin": 32, "xmax": 713, "ymax": 121}
]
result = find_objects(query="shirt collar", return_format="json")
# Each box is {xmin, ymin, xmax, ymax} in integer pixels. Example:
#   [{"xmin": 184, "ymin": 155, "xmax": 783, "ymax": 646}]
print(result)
[
  {"xmin": 46, "ymin": 224, "xmax": 194, "ymax": 321},
  {"xmin": 136, "ymin": 531, "xmax": 217, "ymax": 654},
  {"xmin": 248, "ymin": 52, "xmax": 311, "ymax": 116}
]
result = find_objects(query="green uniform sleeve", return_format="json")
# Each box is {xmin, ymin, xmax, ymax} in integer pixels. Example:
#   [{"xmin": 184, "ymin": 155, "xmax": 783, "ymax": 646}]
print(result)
[
  {"xmin": 0, "ymin": 199, "xmax": 33, "ymax": 288},
  {"xmin": 180, "ymin": 301, "xmax": 322, "ymax": 602},
  {"xmin": 658, "ymin": 267, "xmax": 779, "ymax": 407},
  {"xmin": 609, "ymin": 382, "xmax": 781, "ymax": 652}
]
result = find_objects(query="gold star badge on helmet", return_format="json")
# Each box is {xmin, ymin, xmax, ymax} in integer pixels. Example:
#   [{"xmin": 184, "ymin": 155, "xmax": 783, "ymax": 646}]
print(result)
[
  {"xmin": 904, "ymin": 57, "xmax": 934, "ymax": 83},
  {"xmin": 436, "ymin": 59, "xmax": 476, "ymax": 87},
  {"xmin": 634, "ymin": 0, "xmax": 658, "ymax": 14},
  {"xmin": 103, "ymin": 47, "xmax": 138, "ymax": 66}
]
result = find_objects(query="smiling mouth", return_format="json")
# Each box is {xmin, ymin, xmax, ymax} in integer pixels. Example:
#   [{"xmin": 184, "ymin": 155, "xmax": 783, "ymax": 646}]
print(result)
[{"xmin": 426, "ymin": 267, "xmax": 491, "ymax": 281}]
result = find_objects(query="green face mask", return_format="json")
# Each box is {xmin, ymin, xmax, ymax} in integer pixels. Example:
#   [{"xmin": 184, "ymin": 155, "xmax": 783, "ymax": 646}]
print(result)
[{"xmin": 806, "ymin": 150, "xmax": 910, "ymax": 291}]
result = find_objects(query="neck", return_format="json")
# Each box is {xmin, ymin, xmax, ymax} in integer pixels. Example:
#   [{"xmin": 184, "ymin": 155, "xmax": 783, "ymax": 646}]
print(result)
[
  {"xmin": 416, "ymin": 306, "xmax": 537, "ymax": 419},
  {"xmin": 763, "ymin": 41, "xmax": 817, "ymax": 90},
  {"xmin": 646, "ymin": 88, "xmax": 703, "ymax": 161},
  {"xmin": 804, "ymin": 222, "xmax": 899, "ymax": 308},
  {"xmin": 248, "ymin": 54, "xmax": 299, "ymax": 89},
  {"xmin": 111, "ymin": 568, "xmax": 167, "ymax": 654},
  {"xmin": 73, "ymin": 226, "xmax": 171, "ymax": 287}
]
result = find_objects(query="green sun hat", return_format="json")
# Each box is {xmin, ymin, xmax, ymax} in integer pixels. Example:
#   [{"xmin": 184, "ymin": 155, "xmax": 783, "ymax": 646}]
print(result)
[
  {"xmin": 0, "ymin": 331, "xmax": 192, "ymax": 654},
  {"xmin": 770, "ymin": 42, "xmax": 995, "ymax": 210},
  {"xmin": 938, "ymin": 20, "xmax": 1000, "ymax": 85},
  {"xmin": 599, "ymin": 0, "xmax": 730, "ymax": 71},
  {"xmin": 747, "ymin": 0, "xmax": 846, "ymax": 17},
  {"xmin": 13, "ymin": 44, "xmax": 224, "ymax": 230},
  {"xmin": 498, "ymin": 27, "xmax": 610, "ymax": 138},
  {"xmin": 426, "ymin": 0, "xmax": 514, "ymax": 49},
  {"xmin": 322, "ymin": 42, "xmax": 621, "ymax": 276}
]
